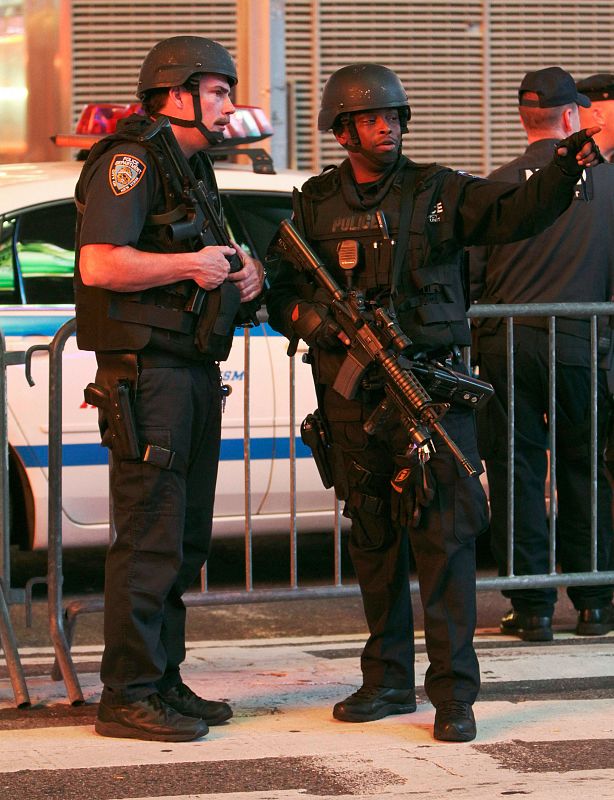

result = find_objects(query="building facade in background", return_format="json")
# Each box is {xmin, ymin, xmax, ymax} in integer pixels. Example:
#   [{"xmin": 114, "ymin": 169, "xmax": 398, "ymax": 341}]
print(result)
[{"xmin": 3, "ymin": 0, "xmax": 614, "ymax": 175}]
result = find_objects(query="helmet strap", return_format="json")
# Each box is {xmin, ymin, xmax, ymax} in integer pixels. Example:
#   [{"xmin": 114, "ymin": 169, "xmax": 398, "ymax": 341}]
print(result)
[
  {"xmin": 342, "ymin": 114, "xmax": 402, "ymax": 168},
  {"xmin": 155, "ymin": 81, "xmax": 225, "ymax": 146}
]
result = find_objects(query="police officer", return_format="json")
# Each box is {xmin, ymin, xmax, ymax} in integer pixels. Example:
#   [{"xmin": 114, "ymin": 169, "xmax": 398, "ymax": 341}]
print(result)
[
  {"xmin": 470, "ymin": 67, "xmax": 614, "ymax": 642},
  {"xmin": 266, "ymin": 63, "xmax": 601, "ymax": 743},
  {"xmin": 577, "ymin": 74, "xmax": 614, "ymax": 485},
  {"xmin": 577, "ymin": 73, "xmax": 614, "ymax": 162},
  {"xmin": 75, "ymin": 36, "xmax": 264, "ymax": 741}
]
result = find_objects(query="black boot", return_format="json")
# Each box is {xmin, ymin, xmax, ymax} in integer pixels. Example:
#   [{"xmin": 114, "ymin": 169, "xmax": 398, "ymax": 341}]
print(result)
[
  {"xmin": 500, "ymin": 609, "xmax": 553, "ymax": 642},
  {"xmin": 160, "ymin": 682, "xmax": 233, "ymax": 725},
  {"xmin": 332, "ymin": 685, "xmax": 416, "ymax": 722},
  {"xmin": 95, "ymin": 693, "xmax": 208, "ymax": 741},
  {"xmin": 576, "ymin": 605, "xmax": 614, "ymax": 636},
  {"xmin": 433, "ymin": 700, "xmax": 476, "ymax": 742}
]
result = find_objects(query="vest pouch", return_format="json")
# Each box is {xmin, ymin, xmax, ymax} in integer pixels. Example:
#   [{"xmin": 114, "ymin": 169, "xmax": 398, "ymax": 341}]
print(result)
[
  {"xmin": 410, "ymin": 263, "xmax": 449, "ymax": 289},
  {"xmin": 313, "ymin": 349, "xmax": 346, "ymax": 386},
  {"xmin": 194, "ymin": 285, "xmax": 238, "ymax": 361},
  {"xmin": 416, "ymin": 301, "xmax": 465, "ymax": 325}
]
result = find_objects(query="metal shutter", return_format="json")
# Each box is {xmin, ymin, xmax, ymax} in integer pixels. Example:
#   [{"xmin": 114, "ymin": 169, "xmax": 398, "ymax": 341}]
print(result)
[
  {"xmin": 286, "ymin": 0, "xmax": 485, "ymax": 173},
  {"xmin": 70, "ymin": 1, "xmax": 238, "ymax": 127},
  {"xmin": 487, "ymin": 1, "xmax": 614, "ymax": 173},
  {"xmin": 286, "ymin": 0, "xmax": 614, "ymax": 175},
  {"xmin": 70, "ymin": 1, "xmax": 614, "ymax": 175}
]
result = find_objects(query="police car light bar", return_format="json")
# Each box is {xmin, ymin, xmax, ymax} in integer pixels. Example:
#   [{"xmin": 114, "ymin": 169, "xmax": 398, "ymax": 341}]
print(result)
[{"xmin": 52, "ymin": 102, "xmax": 273, "ymax": 150}]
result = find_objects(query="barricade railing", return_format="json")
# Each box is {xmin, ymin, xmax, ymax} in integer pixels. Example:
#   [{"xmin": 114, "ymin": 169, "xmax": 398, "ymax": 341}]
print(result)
[
  {"xmin": 0, "ymin": 330, "xmax": 30, "ymax": 707},
  {"xmin": 12, "ymin": 319, "xmax": 85, "ymax": 704},
  {"xmin": 468, "ymin": 301, "xmax": 614, "ymax": 591},
  {"xmin": 7, "ymin": 302, "xmax": 614, "ymax": 704}
]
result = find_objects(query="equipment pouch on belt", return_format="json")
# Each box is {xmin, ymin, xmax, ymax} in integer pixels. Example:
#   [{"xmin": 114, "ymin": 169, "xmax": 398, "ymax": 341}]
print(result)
[
  {"xmin": 300, "ymin": 410, "xmax": 334, "ymax": 489},
  {"xmin": 85, "ymin": 380, "xmax": 141, "ymax": 461},
  {"xmin": 193, "ymin": 287, "xmax": 236, "ymax": 362}
]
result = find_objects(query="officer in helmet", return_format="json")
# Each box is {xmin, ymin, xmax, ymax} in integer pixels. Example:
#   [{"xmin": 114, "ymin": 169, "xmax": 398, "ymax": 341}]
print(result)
[
  {"xmin": 266, "ymin": 63, "xmax": 601, "ymax": 742},
  {"xmin": 75, "ymin": 36, "xmax": 264, "ymax": 741}
]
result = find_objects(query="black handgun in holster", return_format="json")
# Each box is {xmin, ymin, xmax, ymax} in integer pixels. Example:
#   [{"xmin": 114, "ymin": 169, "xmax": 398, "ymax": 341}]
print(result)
[
  {"xmin": 85, "ymin": 380, "xmax": 141, "ymax": 461},
  {"xmin": 300, "ymin": 410, "xmax": 334, "ymax": 489}
]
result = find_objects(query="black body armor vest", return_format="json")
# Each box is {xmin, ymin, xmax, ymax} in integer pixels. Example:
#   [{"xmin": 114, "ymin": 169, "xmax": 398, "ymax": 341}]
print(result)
[
  {"xmin": 74, "ymin": 115, "xmax": 237, "ymax": 361},
  {"xmin": 297, "ymin": 157, "xmax": 472, "ymax": 354}
]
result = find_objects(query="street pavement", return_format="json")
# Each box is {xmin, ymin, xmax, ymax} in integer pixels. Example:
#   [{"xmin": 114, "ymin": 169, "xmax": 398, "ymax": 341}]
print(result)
[{"xmin": 1, "ymin": 592, "xmax": 613, "ymax": 800}]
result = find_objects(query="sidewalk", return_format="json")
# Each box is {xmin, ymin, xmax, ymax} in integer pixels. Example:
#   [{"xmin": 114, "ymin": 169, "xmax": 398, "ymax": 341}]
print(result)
[{"xmin": 1, "ymin": 625, "xmax": 613, "ymax": 800}]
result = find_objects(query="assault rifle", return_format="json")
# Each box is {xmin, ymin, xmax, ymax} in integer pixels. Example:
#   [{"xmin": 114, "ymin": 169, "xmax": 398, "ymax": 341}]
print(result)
[
  {"xmin": 269, "ymin": 218, "xmax": 478, "ymax": 476},
  {"xmin": 140, "ymin": 116, "xmax": 259, "ymax": 327}
]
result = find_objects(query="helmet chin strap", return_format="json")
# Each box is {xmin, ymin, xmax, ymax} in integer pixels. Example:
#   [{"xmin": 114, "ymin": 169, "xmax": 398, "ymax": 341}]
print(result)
[
  {"xmin": 346, "ymin": 140, "xmax": 402, "ymax": 168},
  {"xmin": 156, "ymin": 88, "xmax": 225, "ymax": 146},
  {"xmin": 344, "ymin": 119, "xmax": 402, "ymax": 169}
]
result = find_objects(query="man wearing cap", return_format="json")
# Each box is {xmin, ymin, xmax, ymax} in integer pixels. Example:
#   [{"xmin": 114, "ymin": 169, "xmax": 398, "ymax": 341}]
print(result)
[
  {"xmin": 266, "ymin": 62, "xmax": 601, "ymax": 743},
  {"xmin": 74, "ymin": 36, "xmax": 264, "ymax": 741},
  {"xmin": 577, "ymin": 73, "xmax": 614, "ymax": 162},
  {"xmin": 470, "ymin": 66, "xmax": 614, "ymax": 643}
]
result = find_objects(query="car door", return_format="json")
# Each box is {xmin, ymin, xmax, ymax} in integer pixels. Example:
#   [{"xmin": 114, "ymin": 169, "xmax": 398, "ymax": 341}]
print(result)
[{"xmin": 0, "ymin": 200, "xmax": 108, "ymax": 547}]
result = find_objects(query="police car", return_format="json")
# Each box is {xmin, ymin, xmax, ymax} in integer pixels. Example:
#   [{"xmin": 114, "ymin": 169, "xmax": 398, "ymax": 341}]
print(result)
[{"xmin": 0, "ymin": 104, "xmax": 333, "ymax": 550}]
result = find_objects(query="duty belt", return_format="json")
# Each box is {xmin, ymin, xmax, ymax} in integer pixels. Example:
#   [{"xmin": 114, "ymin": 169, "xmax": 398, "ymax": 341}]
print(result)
[{"xmin": 138, "ymin": 349, "xmax": 217, "ymax": 369}]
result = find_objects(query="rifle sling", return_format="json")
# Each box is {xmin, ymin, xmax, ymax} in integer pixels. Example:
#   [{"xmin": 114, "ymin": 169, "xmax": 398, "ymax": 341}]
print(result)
[
  {"xmin": 147, "ymin": 204, "xmax": 188, "ymax": 226},
  {"xmin": 390, "ymin": 168, "xmax": 417, "ymax": 295}
]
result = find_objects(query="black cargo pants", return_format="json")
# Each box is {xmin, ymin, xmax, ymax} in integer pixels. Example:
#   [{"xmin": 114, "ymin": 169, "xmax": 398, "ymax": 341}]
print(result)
[{"xmin": 97, "ymin": 357, "xmax": 222, "ymax": 705}]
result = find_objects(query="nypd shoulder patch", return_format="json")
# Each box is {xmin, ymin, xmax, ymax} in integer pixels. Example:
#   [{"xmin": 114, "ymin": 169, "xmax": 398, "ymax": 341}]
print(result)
[{"xmin": 108, "ymin": 153, "xmax": 147, "ymax": 196}]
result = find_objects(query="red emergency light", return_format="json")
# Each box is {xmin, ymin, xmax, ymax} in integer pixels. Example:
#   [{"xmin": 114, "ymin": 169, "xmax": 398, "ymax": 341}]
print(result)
[
  {"xmin": 76, "ymin": 102, "xmax": 143, "ymax": 135},
  {"xmin": 53, "ymin": 102, "xmax": 273, "ymax": 149}
]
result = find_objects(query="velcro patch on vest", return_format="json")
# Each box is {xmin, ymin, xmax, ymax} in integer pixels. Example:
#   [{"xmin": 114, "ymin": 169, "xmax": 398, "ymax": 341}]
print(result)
[
  {"xmin": 108, "ymin": 154, "xmax": 147, "ymax": 196},
  {"xmin": 428, "ymin": 201, "xmax": 444, "ymax": 223}
]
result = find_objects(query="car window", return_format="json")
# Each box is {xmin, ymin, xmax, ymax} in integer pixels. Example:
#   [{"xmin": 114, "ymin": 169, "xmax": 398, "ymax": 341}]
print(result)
[
  {"xmin": 0, "ymin": 192, "xmax": 293, "ymax": 308},
  {"xmin": 15, "ymin": 201, "xmax": 77, "ymax": 305},
  {"xmin": 222, "ymin": 192, "xmax": 293, "ymax": 272},
  {"xmin": 0, "ymin": 217, "xmax": 19, "ymax": 303}
]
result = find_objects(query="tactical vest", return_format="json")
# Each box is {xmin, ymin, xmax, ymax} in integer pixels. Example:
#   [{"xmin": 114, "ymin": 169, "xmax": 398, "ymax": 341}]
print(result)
[
  {"xmin": 296, "ymin": 157, "xmax": 472, "ymax": 355},
  {"xmin": 74, "ymin": 114, "xmax": 237, "ymax": 362}
]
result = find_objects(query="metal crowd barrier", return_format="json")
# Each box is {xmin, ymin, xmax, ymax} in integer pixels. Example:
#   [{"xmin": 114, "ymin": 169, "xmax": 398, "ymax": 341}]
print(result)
[
  {"xmin": 468, "ymin": 301, "xmax": 614, "ymax": 592},
  {"xmin": 2, "ymin": 302, "xmax": 613, "ymax": 704},
  {"xmin": 0, "ymin": 330, "xmax": 30, "ymax": 707}
]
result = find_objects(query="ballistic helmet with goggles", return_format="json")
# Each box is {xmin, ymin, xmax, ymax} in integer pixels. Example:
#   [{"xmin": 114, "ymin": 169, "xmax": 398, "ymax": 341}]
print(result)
[
  {"xmin": 137, "ymin": 35, "xmax": 237, "ymax": 98},
  {"xmin": 318, "ymin": 63, "xmax": 411, "ymax": 132}
]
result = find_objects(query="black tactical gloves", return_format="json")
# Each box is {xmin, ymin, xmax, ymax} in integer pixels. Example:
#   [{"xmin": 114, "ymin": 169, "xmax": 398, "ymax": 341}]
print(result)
[
  {"xmin": 554, "ymin": 129, "xmax": 604, "ymax": 177},
  {"xmin": 291, "ymin": 301, "xmax": 345, "ymax": 349},
  {"xmin": 390, "ymin": 452, "xmax": 436, "ymax": 528}
]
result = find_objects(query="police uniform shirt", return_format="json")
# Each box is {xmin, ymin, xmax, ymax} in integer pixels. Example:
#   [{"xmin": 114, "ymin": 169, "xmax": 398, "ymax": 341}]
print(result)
[{"xmin": 77, "ymin": 143, "xmax": 164, "ymax": 250}]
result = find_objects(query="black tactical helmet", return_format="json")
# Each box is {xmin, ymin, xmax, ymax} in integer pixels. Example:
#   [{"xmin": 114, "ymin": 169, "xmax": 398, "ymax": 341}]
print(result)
[
  {"xmin": 318, "ymin": 63, "xmax": 411, "ymax": 132},
  {"xmin": 137, "ymin": 35, "xmax": 237, "ymax": 99}
]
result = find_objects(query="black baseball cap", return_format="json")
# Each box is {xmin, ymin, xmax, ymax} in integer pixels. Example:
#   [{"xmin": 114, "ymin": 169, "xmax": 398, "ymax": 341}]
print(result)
[
  {"xmin": 518, "ymin": 66, "xmax": 590, "ymax": 108},
  {"xmin": 576, "ymin": 73, "xmax": 614, "ymax": 101}
]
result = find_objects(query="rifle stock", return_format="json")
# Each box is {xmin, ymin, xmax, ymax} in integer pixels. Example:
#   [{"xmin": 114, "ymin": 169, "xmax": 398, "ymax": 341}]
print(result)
[{"xmin": 270, "ymin": 218, "xmax": 477, "ymax": 476}]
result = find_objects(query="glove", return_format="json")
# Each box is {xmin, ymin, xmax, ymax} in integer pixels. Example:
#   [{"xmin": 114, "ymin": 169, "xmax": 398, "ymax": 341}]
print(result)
[
  {"xmin": 390, "ymin": 452, "xmax": 436, "ymax": 528},
  {"xmin": 554, "ymin": 129, "xmax": 604, "ymax": 177},
  {"xmin": 291, "ymin": 302, "xmax": 345, "ymax": 349}
]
